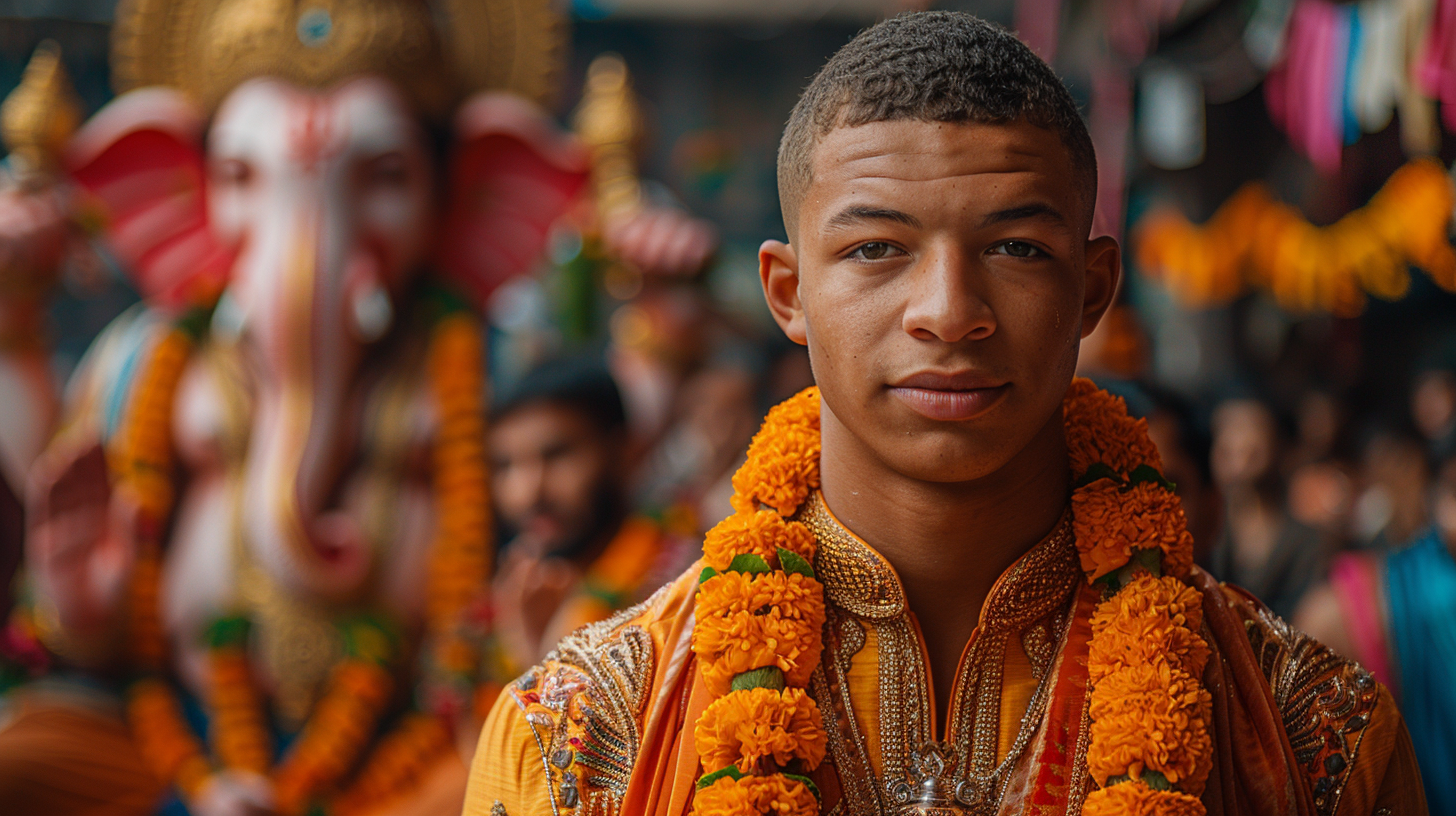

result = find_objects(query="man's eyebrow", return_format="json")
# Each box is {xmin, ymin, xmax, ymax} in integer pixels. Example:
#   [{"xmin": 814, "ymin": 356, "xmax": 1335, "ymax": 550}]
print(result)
[
  {"xmin": 980, "ymin": 202, "xmax": 1068, "ymax": 228},
  {"xmin": 825, "ymin": 205, "xmax": 923, "ymax": 230}
]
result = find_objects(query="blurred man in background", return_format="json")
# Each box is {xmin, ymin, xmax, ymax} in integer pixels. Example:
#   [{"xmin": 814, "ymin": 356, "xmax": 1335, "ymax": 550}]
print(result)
[{"xmin": 487, "ymin": 356, "xmax": 690, "ymax": 676}]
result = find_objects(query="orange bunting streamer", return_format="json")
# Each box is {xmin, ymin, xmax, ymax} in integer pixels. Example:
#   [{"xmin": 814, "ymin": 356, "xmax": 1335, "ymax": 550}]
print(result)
[{"xmin": 1135, "ymin": 158, "xmax": 1456, "ymax": 316}]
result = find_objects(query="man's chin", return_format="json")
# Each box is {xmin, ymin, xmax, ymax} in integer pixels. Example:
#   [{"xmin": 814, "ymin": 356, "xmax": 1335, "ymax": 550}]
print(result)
[{"xmin": 870, "ymin": 434, "xmax": 1019, "ymax": 484}]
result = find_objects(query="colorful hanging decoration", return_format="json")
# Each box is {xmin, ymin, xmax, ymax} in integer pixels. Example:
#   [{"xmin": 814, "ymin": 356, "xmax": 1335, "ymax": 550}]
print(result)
[
  {"xmin": 1265, "ymin": 0, "xmax": 1352, "ymax": 174},
  {"xmin": 1135, "ymin": 158, "xmax": 1456, "ymax": 315}
]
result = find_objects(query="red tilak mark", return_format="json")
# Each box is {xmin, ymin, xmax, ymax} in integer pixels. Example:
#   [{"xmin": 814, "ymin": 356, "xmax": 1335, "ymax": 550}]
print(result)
[{"xmin": 287, "ymin": 94, "xmax": 342, "ymax": 173}]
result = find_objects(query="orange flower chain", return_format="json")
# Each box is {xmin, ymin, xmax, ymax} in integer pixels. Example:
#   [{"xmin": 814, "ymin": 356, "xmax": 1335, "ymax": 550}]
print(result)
[
  {"xmin": 691, "ymin": 388, "xmax": 827, "ymax": 816},
  {"xmin": 687, "ymin": 382, "xmax": 1211, "ymax": 815},
  {"xmin": 114, "ymin": 302, "xmax": 490, "ymax": 815},
  {"xmin": 1135, "ymin": 158, "xmax": 1456, "ymax": 316},
  {"xmin": 1065, "ymin": 379, "xmax": 1212, "ymax": 816}
]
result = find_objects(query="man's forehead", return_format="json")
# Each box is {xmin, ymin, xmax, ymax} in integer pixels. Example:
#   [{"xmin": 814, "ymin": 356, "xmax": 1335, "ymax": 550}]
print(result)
[
  {"xmin": 803, "ymin": 119, "xmax": 1087, "ymax": 225},
  {"xmin": 811, "ymin": 119, "xmax": 1072, "ymax": 183}
]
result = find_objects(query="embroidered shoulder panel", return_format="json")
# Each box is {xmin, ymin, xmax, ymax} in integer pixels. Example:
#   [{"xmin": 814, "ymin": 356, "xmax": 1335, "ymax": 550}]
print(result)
[
  {"xmin": 508, "ymin": 588, "xmax": 663, "ymax": 816},
  {"xmin": 1243, "ymin": 601, "xmax": 1380, "ymax": 816}
]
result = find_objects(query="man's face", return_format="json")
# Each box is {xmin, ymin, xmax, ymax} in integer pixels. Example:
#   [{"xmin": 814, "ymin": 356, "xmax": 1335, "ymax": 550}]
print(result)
[
  {"xmin": 760, "ymin": 118, "xmax": 1118, "ymax": 483},
  {"xmin": 490, "ymin": 401, "xmax": 620, "ymax": 558}
]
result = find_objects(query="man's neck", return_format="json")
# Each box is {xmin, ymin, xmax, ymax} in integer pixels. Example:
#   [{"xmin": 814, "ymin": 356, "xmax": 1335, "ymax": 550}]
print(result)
[{"xmin": 817, "ymin": 403, "xmax": 1070, "ymax": 722}]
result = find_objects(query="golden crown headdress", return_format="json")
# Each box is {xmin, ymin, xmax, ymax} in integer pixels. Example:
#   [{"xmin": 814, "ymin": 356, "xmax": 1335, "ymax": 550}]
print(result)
[{"xmin": 110, "ymin": 0, "xmax": 565, "ymax": 118}]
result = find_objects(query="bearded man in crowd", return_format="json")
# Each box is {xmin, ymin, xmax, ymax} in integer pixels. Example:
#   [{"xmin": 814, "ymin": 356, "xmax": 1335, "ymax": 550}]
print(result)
[{"xmin": 486, "ymin": 356, "xmax": 691, "ymax": 679}]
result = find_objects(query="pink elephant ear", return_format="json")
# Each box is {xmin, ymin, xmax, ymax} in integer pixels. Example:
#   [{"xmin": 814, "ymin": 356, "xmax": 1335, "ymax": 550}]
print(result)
[
  {"xmin": 438, "ymin": 93, "xmax": 590, "ymax": 306},
  {"xmin": 66, "ymin": 88, "xmax": 234, "ymax": 308}
]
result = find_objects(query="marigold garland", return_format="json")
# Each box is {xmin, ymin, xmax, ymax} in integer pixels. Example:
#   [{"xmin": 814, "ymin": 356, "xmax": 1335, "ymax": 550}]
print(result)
[
  {"xmin": 1071, "ymin": 481, "xmax": 1193, "ymax": 581},
  {"xmin": 691, "ymin": 387, "xmax": 826, "ymax": 816},
  {"xmin": 1087, "ymin": 574, "xmax": 1209, "ymax": 683},
  {"xmin": 113, "ymin": 301, "xmax": 491, "ymax": 815},
  {"xmin": 688, "ymin": 380, "xmax": 1210, "ymax": 816},
  {"xmin": 703, "ymin": 510, "xmax": 816, "ymax": 573},
  {"xmin": 1082, "ymin": 778, "xmax": 1207, "ymax": 816},
  {"xmin": 693, "ymin": 774, "xmax": 820, "ymax": 816},
  {"xmin": 693, "ymin": 570, "xmax": 826, "ymax": 697},
  {"xmin": 1068, "ymin": 379, "xmax": 1212, "ymax": 816},
  {"xmin": 694, "ymin": 686, "xmax": 827, "ymax": 775}
]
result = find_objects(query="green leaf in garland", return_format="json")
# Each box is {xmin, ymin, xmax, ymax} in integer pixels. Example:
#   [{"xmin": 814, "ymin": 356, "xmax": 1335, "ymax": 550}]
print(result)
[
  {"xmin": 777, "ymin": 548, "xmax": 815, "ymax": 579},
  {"xmin": 1109, "ymin": 547, "xmax": 1163, "ymax": 590},
  {"xmin": 727, "ymin": 553, "xmax": 771, "ymax": 575},
  {"xmin": 730, "ymin": 666, "xmax": 786, "ymax": 692},
  {"xmin": 1126, "ymin": 463, "xmax": 1174, "ymax": 492},
  {"xmin": 783, "ymin": 773, "xmax": 822, "ymax": 801},
  {"xmin": 1073, "ymin": 462, "xmax": 1120, "ymax": 489},
  {"xmin": 1141, "ymin": 771, "xmax": 1172, "ymax": 790},
  {"xmin": 698, "ymin": 566, "xmax": 719, "ymax": 585},
  {"xmin": 696, "ymin": 766, "xmax": 744, "ymax": 790}
]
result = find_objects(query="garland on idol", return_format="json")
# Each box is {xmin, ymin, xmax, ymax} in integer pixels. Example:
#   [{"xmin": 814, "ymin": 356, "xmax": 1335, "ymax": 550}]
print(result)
[
  {"xmin": 112, "ymin": 291, "xmax": 491, "ymax": 816},
  {"xmin": 687, "ymin": 380, "xmax": 1212, "ymax": 816}
]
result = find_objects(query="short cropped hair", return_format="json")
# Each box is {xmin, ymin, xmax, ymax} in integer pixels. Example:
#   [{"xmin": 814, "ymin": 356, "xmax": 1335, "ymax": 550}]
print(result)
[{"xmin": 777, "ymin": 12, "xmax": 1098, "ymax": 241}]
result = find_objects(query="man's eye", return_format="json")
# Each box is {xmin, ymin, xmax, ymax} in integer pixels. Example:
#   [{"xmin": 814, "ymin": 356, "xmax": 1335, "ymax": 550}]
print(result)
[
  {"xmin": 992, "ymin": 241, "xmax": 1044, "ymax": 258},
  {"xmin": 849, "ymin": 242, "xmax": 902, "ymax": 261}
]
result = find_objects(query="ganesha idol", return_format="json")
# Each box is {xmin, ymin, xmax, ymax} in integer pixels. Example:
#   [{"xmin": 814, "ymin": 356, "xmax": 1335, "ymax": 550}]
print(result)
[{"xmin": 0, "ymin": 0, "xmax": 637, "ymax": 813}]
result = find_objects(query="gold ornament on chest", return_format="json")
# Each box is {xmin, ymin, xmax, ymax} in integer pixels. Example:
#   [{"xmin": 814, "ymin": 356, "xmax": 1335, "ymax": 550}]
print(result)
[{"xmin": 889, "ymin": 742, "xmax": 989, "ymax": 816}]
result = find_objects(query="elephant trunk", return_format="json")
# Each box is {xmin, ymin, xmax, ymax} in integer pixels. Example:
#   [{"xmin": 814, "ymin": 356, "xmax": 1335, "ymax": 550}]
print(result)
[{"xmin": 237, "ymin": 208, "xmax": 379, "ymax": 601}]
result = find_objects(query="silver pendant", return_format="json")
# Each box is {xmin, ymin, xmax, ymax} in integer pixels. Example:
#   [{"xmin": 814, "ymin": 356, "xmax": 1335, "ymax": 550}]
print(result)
[{"xmin": 889, "ymin": 743, "xmax": 991, "ymax": 816}]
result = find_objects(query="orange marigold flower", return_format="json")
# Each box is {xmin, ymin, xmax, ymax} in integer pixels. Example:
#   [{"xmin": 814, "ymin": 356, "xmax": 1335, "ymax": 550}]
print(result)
[
  {"xmin": 691, "ymin": 774, "xmax": 819, "ymax": 816},
  {"xmin": 1089, "ymin": 575, "xmax": 1209, "ymax": 681},
  {"xmin": 733, "ymin": 427, "xmax": 822, "ymax": 516},
  {"xmin": 693, "ymin": 571, "xmax": 827, "ymax": 697},
  {"xmin": 1087, "ymin": 662, "xmax": 1213, "ymax": 791},
  {"xmin": 704, "ymin": 510, "xmax": 817, "ymax": 573},
  {"xmin": 1082, "ymin": 780, "xmax": 1206, "ymax": 816},
  {"xmin": 1072, "ymin": 481, "xmax": 1196, "ymax": 581},
  {"xmin": 694, "ymin": 687, "xmax": 827, "ymax": 774},
  {"xmin": 1062, "ymin": 379, "xmax": 1163, "ymax": 478},
  {"xmin": 760, "ymin": 387, "xmax": 820, "ymax": 432}
]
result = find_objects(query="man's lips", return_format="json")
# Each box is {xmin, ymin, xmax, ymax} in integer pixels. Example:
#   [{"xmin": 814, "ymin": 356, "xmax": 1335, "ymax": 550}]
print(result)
[{"xmin": 889, "ymin": 372, "xmax": 1009, "ymax": 421}]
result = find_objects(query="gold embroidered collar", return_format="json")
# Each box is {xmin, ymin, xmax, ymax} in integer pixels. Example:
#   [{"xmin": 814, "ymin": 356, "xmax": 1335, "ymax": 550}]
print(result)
[{"xmin": 796, "ymin": 490, "xmax": 1080, "ymax": 627}]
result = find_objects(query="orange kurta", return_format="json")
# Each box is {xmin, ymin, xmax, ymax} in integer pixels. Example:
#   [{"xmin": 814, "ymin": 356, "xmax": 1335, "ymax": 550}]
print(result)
[{"xmin": 465, "ymin": 491, "xmax": 1425, "ymax": 816}]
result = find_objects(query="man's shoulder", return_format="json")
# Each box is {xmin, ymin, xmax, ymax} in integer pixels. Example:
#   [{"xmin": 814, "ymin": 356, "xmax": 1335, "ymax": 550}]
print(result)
[
  {"xmin": 1210, "ymin": 576, "xmax": 1413, "ymax": 815},
  {"xmin": 506, "ymin": 561, "xmax": 699, "ymax": 726},
  {"xmin": 467, "ymin": 564, "xmax": 702, "ymax": 815}
]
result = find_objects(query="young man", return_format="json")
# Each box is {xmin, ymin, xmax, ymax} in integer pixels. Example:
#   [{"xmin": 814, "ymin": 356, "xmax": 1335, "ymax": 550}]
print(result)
[{"xmin": 464, "ymin": 13, "xmax": 1424, "ymax": 816}]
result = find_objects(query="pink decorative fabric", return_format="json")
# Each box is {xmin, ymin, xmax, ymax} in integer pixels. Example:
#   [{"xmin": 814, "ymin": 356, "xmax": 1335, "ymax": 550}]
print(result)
[{"xmin": 1328, "ymin": 552, "xmax": 1395, "ymax": 687}]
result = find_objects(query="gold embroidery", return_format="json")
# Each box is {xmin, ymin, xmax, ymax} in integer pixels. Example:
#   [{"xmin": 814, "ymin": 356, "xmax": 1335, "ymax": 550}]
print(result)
[
  {"xmin": 510, "ymin": 589, "xmax": 664, "ymax": 815},
  {"xmin": 1245, "ymin": 604, "xmax": 1380, "ymax": 816},
  {"xmin": 800, "ymin": 492, "xmax": 1081, "ymax": 815},
  {"xmin": 802, "ymin": 491, "xmax": 907, "ymax": 619},
  {"xmin": 812, "ymin": 607, "xmax": 880, "ymax": 816}
]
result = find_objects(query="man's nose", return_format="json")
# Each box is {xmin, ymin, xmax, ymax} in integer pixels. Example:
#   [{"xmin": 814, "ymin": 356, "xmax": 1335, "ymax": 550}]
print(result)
[{"xmin": 901, "ymin": 243, "xmax": 996, "ymax": 343}]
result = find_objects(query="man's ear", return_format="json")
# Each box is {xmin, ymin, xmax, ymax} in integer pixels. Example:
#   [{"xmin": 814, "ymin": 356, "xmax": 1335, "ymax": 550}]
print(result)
[
  {"xmin": 759, "ymin": 239, "xmax": 807, "ymax": 345},
  {"xmin": 1079, "ymin": 235, "xmax": 1122, "ymax": 339}
]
